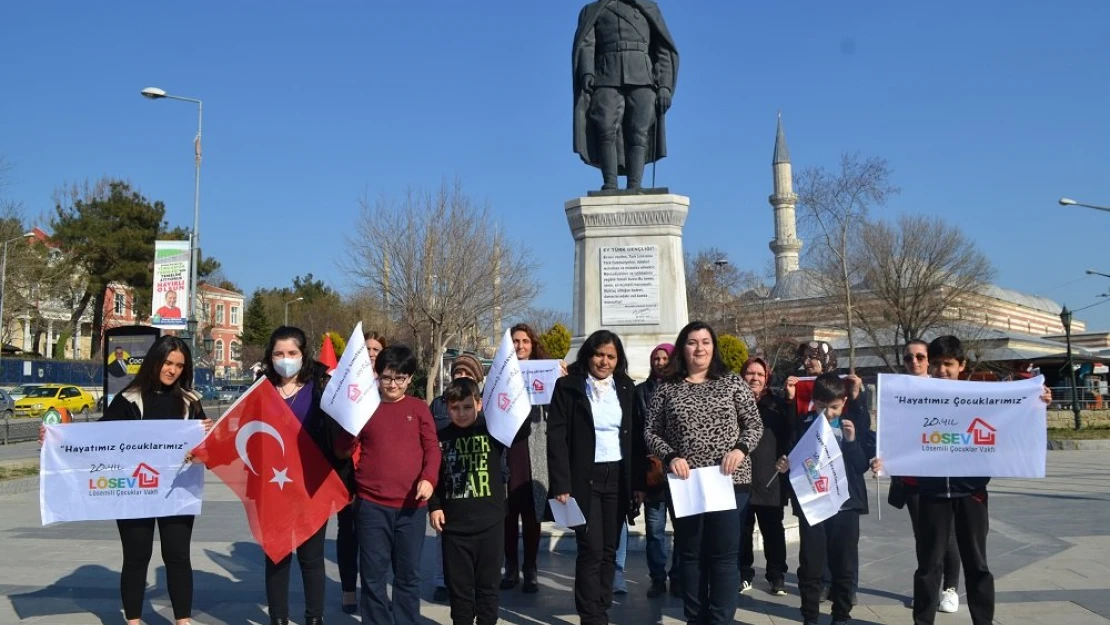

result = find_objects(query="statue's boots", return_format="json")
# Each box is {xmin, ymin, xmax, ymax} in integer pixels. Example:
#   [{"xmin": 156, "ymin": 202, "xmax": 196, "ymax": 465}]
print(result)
[
  {"xmin": 600, "ymin": 141, "xmax": 619, "ymax": 191},
  {"xmin": 626, "ymin": 145, "xmax": 647, "ymax": 191}
]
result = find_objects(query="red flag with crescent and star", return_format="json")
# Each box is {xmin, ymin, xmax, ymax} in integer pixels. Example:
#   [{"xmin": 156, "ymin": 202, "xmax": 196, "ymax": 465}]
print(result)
[{"xmin": 190, "ymin": 378, "xmax": 349, "ymax": 562}]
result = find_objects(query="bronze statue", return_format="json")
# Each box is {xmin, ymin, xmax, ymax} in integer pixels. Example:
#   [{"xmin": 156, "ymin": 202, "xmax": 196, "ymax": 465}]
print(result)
[{"xmin": 572, "ymin": 0, "xmax": 679, "ymax": 192}]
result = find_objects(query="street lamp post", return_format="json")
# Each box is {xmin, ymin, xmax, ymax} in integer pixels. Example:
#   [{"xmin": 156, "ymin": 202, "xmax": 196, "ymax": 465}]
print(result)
[
  {"xmin": 1060, "ymin": 197, "xmax": 1110, "ymax": 213},
  {"xmin": 141, "ymin": 87, "xmax": 203, "ymax": 349},
  {"xmin": 284, "ymin": 297, "xmax": 304, "ymax": 326},
  {"xmin": 1059, "ymin": 306, "xmax": 1083, "ymax": 430},
  {"xmin": 0, "ymin": 233, "xmax": 33, "ymax": 369}
]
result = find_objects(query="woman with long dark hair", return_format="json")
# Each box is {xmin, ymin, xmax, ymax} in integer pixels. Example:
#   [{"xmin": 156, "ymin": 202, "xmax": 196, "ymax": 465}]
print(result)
[
  {"xmin": 260, "ymin": 326, "xmax": 350, "ymax": 625},
  {"xmin": 100, "ymin": 335, "xmax": 212, "ymax": 625},
  {"xmin": 500, "ymin": 323, "xmax": 554, "ymax": 593},
  {"xmin": 645, "ymin": 321, "xmax": 763, "ymax": 625},
  {"xmin": 548, "ymin": 329, "xmax": 641, "ymax": 625}
]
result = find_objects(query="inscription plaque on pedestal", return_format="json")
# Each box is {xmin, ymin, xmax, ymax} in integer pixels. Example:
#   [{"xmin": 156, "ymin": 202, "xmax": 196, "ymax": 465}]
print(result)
[{"xmin": 600, "ymin": 245, "xmax": 660, "ymax": 326}]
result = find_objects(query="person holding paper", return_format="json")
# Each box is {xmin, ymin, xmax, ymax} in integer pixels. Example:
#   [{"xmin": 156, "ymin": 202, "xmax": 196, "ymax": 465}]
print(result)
[
  {"xmin": 886, "ymin": 339, "xmax": 963, "ymax": 615},
  {"xmin": 261, "ymin": 326, "xmax": 351, "ymax": 625},
  {"xmin": 738, "ymin": 356, "xmax": 791, "ymax": 597},
  {"xmin": 644, "ymin": 321, "xmax": 762, "ymax": 625},
  {"xmin": 99, "ymin": 335, "xmax": 211, "ymax": 625},
  {"xmin": 335, "ymin": 345, "xmax": 441, "ymax": 625},
  {"xmin": 777, "ymin": 372, "xmax": 874, "ymax": 625},
  {"xmin": 428, "ymin": 378, "xmax": 506, "ymax": 625},
  {"xmin": 501, "ymin": 324, "xmax": 557, "ymax": 594},
  {"xmin": 547, "ymin": 330, "xmax": 640, "ymax": 625},
  {"xmin": 909, "ymin": 335, "xmax": 1052, "ymax": 625}
]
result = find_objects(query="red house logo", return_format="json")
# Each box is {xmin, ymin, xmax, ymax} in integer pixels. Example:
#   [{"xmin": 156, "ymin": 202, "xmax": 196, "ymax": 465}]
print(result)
[
  {"xmin": 348, "ymin": 384, "xmax": 362, "ymax": 401},
  {"xmin": 532, "ymin": 378, "xmax": 545, "ymax": 393},
  {"xmin": 132, "ymin": 463, "xmax": 160, "ymax": 489},
  {"xmin": 498, "ymin": 393, "xmax": 512, "ymax": 411},
  {"xmin": 967, "ymin": 418, "xmax": 997, "ymax": 446},
  {"xmin": 814, "ymin": 476, "xmax": 829, "ymax": 493}
]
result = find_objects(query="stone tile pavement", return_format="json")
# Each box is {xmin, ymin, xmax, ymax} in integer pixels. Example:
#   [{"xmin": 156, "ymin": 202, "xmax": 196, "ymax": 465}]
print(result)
[{"xmin": 2, "ymin": 450, "xmax": 1108, "ymax": 624}]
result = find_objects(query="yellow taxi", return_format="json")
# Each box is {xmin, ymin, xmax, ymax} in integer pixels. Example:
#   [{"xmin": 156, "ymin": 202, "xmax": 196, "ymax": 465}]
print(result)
[{"xmin": 13, "ymin": 384, "xmax": 96, "ymax": 419}]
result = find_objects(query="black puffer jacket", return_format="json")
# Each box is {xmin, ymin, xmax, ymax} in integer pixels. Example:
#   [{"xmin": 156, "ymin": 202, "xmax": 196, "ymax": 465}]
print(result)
[{"xmin": 747, "ymin": 392, "xmax": 791, "ymax": 507}]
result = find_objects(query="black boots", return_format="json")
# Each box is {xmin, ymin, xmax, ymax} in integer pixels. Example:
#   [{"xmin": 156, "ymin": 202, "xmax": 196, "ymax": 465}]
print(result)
[
  {"xmin": 500, "ymin": 569, "xmax": 519, "ymax": 590},
  {"xmin": 522, "ymin": 569, "xmax": 539, "ymax": 594}
]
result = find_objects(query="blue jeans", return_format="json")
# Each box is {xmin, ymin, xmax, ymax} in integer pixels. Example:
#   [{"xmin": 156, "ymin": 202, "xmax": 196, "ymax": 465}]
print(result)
[
  {"xmin": 616, "ymin": 523, "xmax": 627, "ymax": 573},
  {"xmin": 644, "ymin": 499, "xmax": 678, "ymax": 583},
  {"xmin": 356, "ymin": 499, "xmax": 427, "ymax": 625},
  {"xmin": 674, "ymin": 487, "xmax": 750, "ymax": 625}
]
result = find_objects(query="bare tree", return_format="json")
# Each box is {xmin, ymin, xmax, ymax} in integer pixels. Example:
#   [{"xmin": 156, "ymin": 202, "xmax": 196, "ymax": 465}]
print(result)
[
  {"xmin": 797, "ymin": 152, "xmax": 899, "ymax": 371},
  {"xmin": 852, "ymin": 214, "xmax": 995, "ymax": 370},
  {"xmin": 522, "ymin": 307, "xmax": 571, "ymax": 333},
  {"xmin": 345, "ymin": 180, "xmax": 540, "ymax": 399},
  {"xmin": 684, "ymin": 247, "xmax": 758, "ymax": 329}
]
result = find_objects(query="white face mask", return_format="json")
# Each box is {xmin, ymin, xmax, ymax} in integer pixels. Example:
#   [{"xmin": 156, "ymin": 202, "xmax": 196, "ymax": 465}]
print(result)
[{"xmin": 273, "ymin": 357, "xmax": 302, "ymax": 379}]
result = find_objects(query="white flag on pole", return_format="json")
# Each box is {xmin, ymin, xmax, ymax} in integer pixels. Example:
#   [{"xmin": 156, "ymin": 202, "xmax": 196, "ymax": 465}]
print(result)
[
  {"xmin": 788, "ymin": 415, "xmax": 850, "ymax": 526},
  {"xmin": 321, "ymin": 322, "xmax": 381, "ymax": 436},
  {"xmin": 483, "ymin": 328, "xmax": 532, "ymax": 448}
]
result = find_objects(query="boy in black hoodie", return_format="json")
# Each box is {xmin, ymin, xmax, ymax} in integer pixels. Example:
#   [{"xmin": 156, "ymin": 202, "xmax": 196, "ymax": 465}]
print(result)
[
  {"xmin": 429, "ymin": 378, "xmax": 506, "ymax": 625},
  {"xmin": 778, "ymin": 372, "xmax": 874, "ymax": 625}
]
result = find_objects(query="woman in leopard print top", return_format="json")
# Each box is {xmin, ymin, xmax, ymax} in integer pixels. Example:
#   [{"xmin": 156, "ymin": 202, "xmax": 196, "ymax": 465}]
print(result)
[{"xmin": 644, "ymin": 321, "xmax": 762, "ymax": 625}]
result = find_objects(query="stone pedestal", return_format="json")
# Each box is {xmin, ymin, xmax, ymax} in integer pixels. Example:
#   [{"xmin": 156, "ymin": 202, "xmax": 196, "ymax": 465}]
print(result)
[{"xmin": 564, "ymin": 193, "xmax": 690, "ymax": 381}]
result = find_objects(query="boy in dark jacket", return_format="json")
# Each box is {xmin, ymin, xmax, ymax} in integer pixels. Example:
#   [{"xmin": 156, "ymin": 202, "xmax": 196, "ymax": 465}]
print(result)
[
  {"xmin": 429, "ymin": 378, "xmax": 506, "ymax": 625},
  {"xmin": 779, "ymin": 372, "xmax": 874, "ymax": 625}
]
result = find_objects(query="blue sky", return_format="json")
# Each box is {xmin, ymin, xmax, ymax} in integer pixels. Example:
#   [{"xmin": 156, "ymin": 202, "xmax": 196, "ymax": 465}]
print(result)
[{"xmin": 3, "ymin": 2, "xmax": 1109, "ymax": 328}]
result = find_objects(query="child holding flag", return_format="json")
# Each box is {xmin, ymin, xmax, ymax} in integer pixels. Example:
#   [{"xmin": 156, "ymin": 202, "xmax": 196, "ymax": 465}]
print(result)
[
  {"xmin": 429, "ymin": 378, "xmax": 506, "ymax": 625},
  {"xmin": 777, "ymin": 372, "xmax": 875, "ymax": 625}
]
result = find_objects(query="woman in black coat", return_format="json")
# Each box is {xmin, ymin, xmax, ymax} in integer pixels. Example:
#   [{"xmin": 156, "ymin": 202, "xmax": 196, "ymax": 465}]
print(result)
[{"xmin": 548, "ymin": 329, "xmax": 642, "ymax": 625}]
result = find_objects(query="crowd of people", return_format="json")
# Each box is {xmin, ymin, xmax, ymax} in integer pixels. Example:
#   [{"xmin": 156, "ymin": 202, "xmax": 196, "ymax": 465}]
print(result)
[{"xmin": 44, "ymin": 322, "xmax": 1052, "ymax": 625}]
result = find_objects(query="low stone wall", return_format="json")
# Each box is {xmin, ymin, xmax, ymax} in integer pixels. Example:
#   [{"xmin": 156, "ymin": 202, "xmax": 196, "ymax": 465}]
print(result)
[{"xmin": 1047, "ymin": 409, "xmax": 1110, "ymax": 429}]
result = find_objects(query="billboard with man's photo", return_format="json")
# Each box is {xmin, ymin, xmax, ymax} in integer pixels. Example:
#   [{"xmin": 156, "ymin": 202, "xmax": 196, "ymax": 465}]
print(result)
[
  {"xmin": 151, "ymin": 240, "xmax": 190, "ymax": 330},
  {"xmin": 103, "ymin": 326, "xmax": 161, "ymax": 411}
]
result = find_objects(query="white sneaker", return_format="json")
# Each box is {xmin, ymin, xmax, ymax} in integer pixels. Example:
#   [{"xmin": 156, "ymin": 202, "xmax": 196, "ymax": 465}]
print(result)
[
  {"xmin": 938, "ymin": 588, "xmax": 959, "ymax": 613},
  {"xmin": 739, "ymin": 580, "xmax": 752, "ymax": 594}
]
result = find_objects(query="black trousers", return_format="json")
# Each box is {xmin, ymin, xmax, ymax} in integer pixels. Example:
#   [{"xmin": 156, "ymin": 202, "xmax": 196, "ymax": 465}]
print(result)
[
  {"xmin": 443, "ymin": 522, "xmax": 504, "ymax": 625},
  {"xmin": 116, "ymin": 515, "xmax": 195, "ymax": 620},
  {"xmin": 265, "ymin": 521, "xmax": 328, "ymax": 620},
  {"xmin": 504, "ymin": 485, "xmax": 540, "ymax": 575},
  {"xmin": 573, "ymin": 462, "xmax": 622, "ymax": 625},
  {"xmin": 913, "ymin": 493, "xmax": 993, "ymax": 625},
  {"xmin": 337, "ymin": 502, "xmax": 359, "ymax": 593},
  {"xmin": 905, "ymin": 489, "xmax": 960, "ymax": 591},
  {"xmin": 740, "ymin": 504, "xmax": 788, "ymax": 584},
  {"xmin": 798, "ymin": 510, "xmax": 859, "ymax": 623}
]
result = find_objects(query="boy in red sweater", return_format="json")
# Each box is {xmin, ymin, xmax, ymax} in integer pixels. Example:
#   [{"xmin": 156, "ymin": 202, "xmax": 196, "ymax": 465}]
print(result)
[{"xmin": 337, "ymin": 345, "xmax": 441, "ymax": 625}]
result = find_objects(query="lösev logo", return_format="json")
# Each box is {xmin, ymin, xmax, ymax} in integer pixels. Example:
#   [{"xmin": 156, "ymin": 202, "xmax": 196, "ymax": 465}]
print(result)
[
  {"xmin": 921, "ymin": 417, "xmax": 997, "ymax": 449},
  {"xmin": 88, "ymin": 463, "xmax": 161, "ymax": 494}
]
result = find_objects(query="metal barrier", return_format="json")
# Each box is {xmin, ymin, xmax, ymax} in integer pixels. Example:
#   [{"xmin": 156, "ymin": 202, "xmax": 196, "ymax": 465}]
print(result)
[
  {"xmin": 1, "ymin": 401, "xmax": 232, "ymax": 445},
  {"xmin": 1048, "ymin": 386, "xmax": 1104, "ymax": 412}
]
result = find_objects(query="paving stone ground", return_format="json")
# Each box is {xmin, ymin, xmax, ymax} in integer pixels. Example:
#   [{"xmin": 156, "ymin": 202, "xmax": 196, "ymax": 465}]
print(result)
[{"xmin": 2, "ymin": 450, "xmax": 1108, "ymax": 624}]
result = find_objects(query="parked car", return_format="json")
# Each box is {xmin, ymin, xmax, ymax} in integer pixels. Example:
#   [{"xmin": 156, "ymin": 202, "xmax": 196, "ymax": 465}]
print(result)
[
  {"xmin": 0, "ymin": 389, "xmax": 14, "ymax": 418},
  {"xmin": 195, "ymin": 385, "xmax": 221, "ymax": 401},
  {"xmin": 7, "ymin": 384, "xmax": 42, "ymax": 402},
  {"xmin": 218, "ymin": 385, "xmax": 250, "ymax": 402},
  {"xmin": 13, "ymin": 384, "xmax": 96, "ymax": 419}
]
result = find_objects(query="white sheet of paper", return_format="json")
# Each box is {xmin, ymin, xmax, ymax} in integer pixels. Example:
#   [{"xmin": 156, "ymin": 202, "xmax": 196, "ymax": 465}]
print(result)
[
  {"xmin": 667, "ymin": 466, "xmax": 737, "ymax": 518},
  {"xmin": 548, "ymin": 497, "xmax": 587, "ymax": 528}
]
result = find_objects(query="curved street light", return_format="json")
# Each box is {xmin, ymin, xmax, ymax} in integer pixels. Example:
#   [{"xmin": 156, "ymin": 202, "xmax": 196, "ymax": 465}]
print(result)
[
  {"xmin": 140, "ymin": 86, "xmax": 203, "ymax": 350},
  {"xmin": 284, "ymin": 297, "xmax": 304, "ymax": 326},
  {"xmin": 1060, "ymin": 197, "xmax": 1110, "ymax": 213}
]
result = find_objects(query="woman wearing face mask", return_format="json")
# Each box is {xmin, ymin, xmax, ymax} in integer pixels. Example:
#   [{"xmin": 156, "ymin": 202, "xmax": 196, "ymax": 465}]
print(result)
[
  {"xmin": 261, "ymin": 326, "xmax": 350, "ymax": 625},
  {"xmin": 547, "ymin": 329, "xmax": 641, "ymax": 625}
]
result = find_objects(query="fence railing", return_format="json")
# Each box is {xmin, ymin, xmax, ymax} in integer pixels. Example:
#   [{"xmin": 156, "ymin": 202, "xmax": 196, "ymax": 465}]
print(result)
[{"xmin": 1, "ymin": 401, "xmax": 233, "ymax": 445}]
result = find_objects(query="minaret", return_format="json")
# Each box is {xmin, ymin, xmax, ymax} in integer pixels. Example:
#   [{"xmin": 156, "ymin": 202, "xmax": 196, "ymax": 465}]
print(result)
[{"xmin": 769, "ymin": 114, "xmax": 802, "ymax": 285}]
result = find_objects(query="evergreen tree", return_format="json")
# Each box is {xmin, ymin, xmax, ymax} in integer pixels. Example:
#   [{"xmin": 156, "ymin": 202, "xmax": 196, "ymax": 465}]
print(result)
[
  {"xmin": 240, "ymin": 290, "xmax": 273, "ymax": 348},
  {"xmin": 718, "ymin": 334, "xmax": 749, "ymax": 374},
  {"xmin": 539, "ymin": 322, "xmax": 572, "ymax": 360}
]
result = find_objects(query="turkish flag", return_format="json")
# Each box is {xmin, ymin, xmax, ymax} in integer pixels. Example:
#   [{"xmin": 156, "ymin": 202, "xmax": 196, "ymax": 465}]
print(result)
[
  {"xmin": 794, "ymin": 377, "xmax": 815, "ymax": 416},
  {"xmin": 319, "ymin": 335, "xmax": 339, "ymax": 373},
  {"xmin": 190, "ymin": 378, "xmax": 349, "ymax": 562}
]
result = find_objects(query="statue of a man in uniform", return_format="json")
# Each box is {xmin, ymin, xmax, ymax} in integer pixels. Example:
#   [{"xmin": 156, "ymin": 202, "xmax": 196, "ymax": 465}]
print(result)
[{"xmin": 572, "ymin": 0, "xmax": 679, "ymax": 192}]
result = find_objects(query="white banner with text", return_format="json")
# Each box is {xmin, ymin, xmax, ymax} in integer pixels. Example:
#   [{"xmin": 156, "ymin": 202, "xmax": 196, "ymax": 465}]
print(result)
[{"xmin": 877, "ymin": 374, "xmax": 1046, "ymax": 478}]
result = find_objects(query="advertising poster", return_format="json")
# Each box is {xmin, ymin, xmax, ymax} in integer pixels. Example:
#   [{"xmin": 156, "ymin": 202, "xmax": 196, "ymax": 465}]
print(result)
[
  {"xmin": 151, "ymin": 240, "xmax": 190, "ymax": 330},
  {"xmin": 103, "ymin": 326, "xmax": 161, "ymax": 411}
]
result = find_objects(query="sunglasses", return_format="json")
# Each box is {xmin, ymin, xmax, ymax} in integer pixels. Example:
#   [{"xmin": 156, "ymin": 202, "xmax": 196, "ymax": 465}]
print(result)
[{"xmin": 903, "ymin": 353, "xmax": 927, "ymax": 362}]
